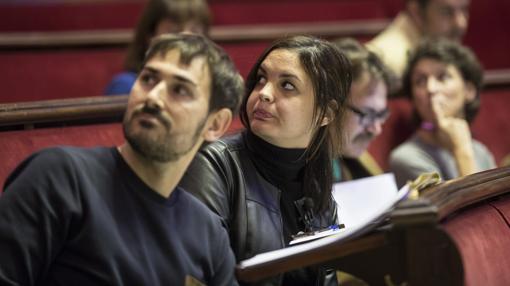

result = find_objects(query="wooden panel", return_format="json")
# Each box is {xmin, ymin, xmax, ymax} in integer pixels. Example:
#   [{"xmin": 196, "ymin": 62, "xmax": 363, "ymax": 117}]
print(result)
[{"xmin": 0, "ymin": 95, "xmax": 128, "ymax": 129}]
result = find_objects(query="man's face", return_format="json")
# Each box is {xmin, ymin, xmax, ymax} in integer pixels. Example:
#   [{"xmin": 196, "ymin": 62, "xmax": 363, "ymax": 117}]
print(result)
[
  {"xmin": 123, "ymin": 49, "xmax": 212, "ymax": 162},
  {"xmin": 421, "ymin": 0, "xmax": 470, "ymax": 41},
  {"xmin": 343, "ymin": 71, "xmax": 389, "ymax": 158}
]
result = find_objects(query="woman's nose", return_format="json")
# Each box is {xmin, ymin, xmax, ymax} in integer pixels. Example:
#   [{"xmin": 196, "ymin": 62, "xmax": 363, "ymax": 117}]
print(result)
[{"xmin": 259, "ymin": 83, "xmax": 274, "ymax": 103}]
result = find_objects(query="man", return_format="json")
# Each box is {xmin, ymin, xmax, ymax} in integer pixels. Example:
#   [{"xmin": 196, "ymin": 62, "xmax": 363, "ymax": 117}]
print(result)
[
  {"xmin": 0, "ymin": 33, "xmax": 244, "ymax": 285},
  {"xmin": 366, "ymin": 0, "xmax": 470, "ymax": 78},
  {"xmin": 333, "ymin": 38, "xmax": 393, "ymax": 181}
]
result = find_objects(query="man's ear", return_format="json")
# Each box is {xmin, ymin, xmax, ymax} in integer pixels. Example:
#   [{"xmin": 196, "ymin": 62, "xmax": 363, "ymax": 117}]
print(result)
[
  {"xmin": 320, "ymin": 100, "xmax": 338, "ymax": 127},
  {"xmin": 203, "ymin": 108, "xmax": 233, "ymax": 142}
]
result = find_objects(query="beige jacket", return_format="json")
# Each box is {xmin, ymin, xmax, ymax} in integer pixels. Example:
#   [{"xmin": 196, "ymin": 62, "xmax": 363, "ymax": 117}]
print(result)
[{"xmin": 366, "ymin": 12, "xmax": 422, "ymax": 78}]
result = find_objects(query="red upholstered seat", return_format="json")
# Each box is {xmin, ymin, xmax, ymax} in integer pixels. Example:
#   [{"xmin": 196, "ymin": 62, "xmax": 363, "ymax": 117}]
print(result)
[
  {"xmin": 442, "ymin": 198, "xmax": 510, "ymax": 286},
  {"xmin": 0, "ymin": 123, "xmax": 124, "ymax": 190},
  {"xmin": 471, "ymin": 88, "xmax": 510, "ymax": 166},
  {"xmin": 0, "ymin": 49, "xmax": 125, "ymax": 103}
]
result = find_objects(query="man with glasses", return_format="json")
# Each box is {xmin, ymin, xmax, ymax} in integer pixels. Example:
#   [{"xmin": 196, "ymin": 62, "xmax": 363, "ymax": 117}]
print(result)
[{"xmin": 333, "ymin": 38, "xmax": 393, "ymax": 181}]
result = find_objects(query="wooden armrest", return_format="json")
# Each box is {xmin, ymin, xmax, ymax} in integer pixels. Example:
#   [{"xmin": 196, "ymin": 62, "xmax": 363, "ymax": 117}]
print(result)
[
  {"xmin": 421, "ymin": 166, "xmax": 510, "ymax": 220},
  {"xmin": 0, "ymin": 95, "xmax": 128, "ymax": 129}
]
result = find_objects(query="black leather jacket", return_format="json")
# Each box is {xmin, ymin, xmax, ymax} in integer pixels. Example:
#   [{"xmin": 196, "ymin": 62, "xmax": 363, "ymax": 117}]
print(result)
[{"xmin": 179, "ymin": 132, "xmax": 339, "ymax": 286}]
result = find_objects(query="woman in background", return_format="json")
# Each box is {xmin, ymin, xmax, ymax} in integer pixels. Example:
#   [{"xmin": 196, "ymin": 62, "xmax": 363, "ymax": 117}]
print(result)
[
  {"xmin": 179, "ymin": 35, "xmax": 352, "ymax": 285},
  {"xmin": 105, "ymin": 0, "xmax": 210, "ymax": 95},
  {"xmin": 390, "ymin": 39, "xmax": 495, "ymax": 187}
]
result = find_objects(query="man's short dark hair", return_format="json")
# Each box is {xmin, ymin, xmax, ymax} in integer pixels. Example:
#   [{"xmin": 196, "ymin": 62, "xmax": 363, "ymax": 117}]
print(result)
[
  {"xmin": 144, "ymin": 33, "xmax": 244, "ymax": 115},
  {"xmin": 402, "ymin": 39, "xmax": 483, "ymax": 123}
]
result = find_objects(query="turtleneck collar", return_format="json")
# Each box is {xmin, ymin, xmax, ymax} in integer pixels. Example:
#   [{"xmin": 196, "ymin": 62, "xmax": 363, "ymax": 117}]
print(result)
[{"xmin": 245, "ymin": 130, "xmax": 307, "ymax": 184}]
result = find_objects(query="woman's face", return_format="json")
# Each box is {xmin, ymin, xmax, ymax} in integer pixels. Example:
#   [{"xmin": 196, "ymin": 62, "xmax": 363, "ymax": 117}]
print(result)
[
  {"xmin": 411, "ymin": 58, "xmax": 474, "ymax": 123},
  {"xmin": 246, "ymin": 49, "xmax": 318, "ymax": 148}
]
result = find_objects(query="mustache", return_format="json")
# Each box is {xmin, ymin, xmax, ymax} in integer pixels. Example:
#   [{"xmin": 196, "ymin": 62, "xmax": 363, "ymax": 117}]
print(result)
[{"xmin": 131, "ymin": 104, "xmax": 171, "ymax": 129}]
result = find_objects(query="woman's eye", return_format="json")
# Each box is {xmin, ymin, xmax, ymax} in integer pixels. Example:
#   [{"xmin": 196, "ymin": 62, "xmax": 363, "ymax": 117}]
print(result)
[
  {"xmin": 256, "ymin": 75, "xmax": 267, "ymax": 85},
  {"xmin": 281, "ymin": 81, "xmax": 295, "ymax": 91}
]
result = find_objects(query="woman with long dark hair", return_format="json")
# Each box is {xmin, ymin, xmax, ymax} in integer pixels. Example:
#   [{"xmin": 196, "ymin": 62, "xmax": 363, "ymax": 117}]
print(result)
[{"xmin": 179, "ymin": 35, "xmax": 352, "ymax": 285}]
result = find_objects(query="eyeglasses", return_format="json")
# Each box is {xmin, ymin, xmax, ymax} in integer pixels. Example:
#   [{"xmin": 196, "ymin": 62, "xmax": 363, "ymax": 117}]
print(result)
[{"xmin": 347, "ymin": 104, "xmax": 390, "ymax": 127}]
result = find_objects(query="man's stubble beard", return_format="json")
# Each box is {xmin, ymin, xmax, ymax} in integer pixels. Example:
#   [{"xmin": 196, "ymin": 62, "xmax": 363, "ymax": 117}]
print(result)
[{"xmin": 123, "ymin": 108, "xmax": 207, "ymax": 163}]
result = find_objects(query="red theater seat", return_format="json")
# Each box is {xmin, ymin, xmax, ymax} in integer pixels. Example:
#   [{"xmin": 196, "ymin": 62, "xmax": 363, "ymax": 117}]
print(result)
[{"xmin": 0, "ymin": 123, "xmax": 124, "ymax": 189}]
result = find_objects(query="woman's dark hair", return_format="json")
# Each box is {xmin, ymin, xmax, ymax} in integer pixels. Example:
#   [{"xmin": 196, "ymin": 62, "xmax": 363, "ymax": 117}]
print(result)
[
  {"xmin": 240, "ymin": 35, "xmax": 352, "ymax": 212},
  {"xmin": 124, "ymin": 0, "xmax": 211, "ymax": 73},
  {"xmin": 402, "ymin": 39, "xmax": 483, "ymax": 124},
  {"xmin": 333, "ymin": 37, "xmax": 396, "ymax": 95}
]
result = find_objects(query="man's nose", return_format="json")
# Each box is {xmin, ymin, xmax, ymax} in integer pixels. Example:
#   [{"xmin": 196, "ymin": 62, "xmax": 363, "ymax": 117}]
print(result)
[
  {"xmin": 365, "ymin": 119, "xmax": 383, "ymax": 136},
  {"xmin": 145, "ymin": 82, "xmax": 166, "ymax": 110}
]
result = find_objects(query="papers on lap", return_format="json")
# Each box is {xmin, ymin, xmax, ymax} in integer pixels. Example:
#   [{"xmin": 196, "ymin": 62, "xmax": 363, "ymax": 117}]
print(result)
[
  {"xmin": 333, "ymin": 173, "xmax": 408, "ymax": 230},
  {"xmin": 289, "ymin": 173, "xmax": 409, "ymax": 245}
]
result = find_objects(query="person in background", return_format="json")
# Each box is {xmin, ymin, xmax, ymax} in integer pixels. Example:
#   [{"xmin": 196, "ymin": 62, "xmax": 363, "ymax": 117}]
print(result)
[
  {"xmin": 179, "ymin": 35, "xmax": 352, "ymax": 286},
  {"xmin": 105, "ymin": 0, "xmax": 211, "ymax": 95},
  {"xmin": 0, "ymin": 34, "xmax": 244, "ymax": 286},
  {"xmin": 366, "ymin": 0, "xmax": 470, "ymax": 78},
  {"xmin": 332, "ymin": 38, "xmax": 394, "ymax": 181},
  {"xmin": 389, "ymin": 39, "xmax": 495, "ymax": 188}
]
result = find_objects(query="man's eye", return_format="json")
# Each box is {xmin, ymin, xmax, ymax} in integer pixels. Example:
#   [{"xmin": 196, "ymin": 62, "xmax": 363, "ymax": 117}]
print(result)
[
  {"xmin": 172, "ymin": 84, "xmax": 191, "ymax": 97},
  {"xmin": 140, "ymin": 73, "xmax": 158, "ymax": 86}
]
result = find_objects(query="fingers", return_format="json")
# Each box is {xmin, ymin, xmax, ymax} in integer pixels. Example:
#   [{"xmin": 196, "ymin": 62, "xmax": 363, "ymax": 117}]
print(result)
[{"xmin": 430, "ymin": 96, "xmax": 445, "ymax": 126}]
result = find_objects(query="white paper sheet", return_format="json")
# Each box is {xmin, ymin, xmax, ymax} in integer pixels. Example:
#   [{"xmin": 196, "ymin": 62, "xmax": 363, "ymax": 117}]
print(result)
[{"xmin": 332, "ymin": 173, "xmax": 408, "ymax": 229}]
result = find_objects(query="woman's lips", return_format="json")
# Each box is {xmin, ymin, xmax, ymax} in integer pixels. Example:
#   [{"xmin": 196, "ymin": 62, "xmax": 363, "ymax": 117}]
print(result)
[{"xmin": 252, "ymin": 109, "xmax": 273, "ymax": 120}]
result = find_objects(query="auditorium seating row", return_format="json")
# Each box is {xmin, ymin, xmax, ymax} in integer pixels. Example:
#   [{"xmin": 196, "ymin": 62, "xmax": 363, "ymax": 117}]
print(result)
[
  {"xmin": 1, "ymin": 85, "xmax": 510, "ymax": 286},
  {"xmin": 1, "ymin": 1, "xmax": 510, "ymax": 285},
  {"xmin": 2, "ymin": 72, "xmax": 510, "ymax": 188},
  {"xmin": 1, "ymin": 0, "xmax": 510, "ymax": 103}
]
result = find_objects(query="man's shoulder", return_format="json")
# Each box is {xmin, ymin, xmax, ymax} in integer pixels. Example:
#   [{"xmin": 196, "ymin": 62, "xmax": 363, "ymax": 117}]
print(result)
[
  {"xmin": 174, "ymin": 187, "xmax": 224, "ymax": 226},
  {"xmin": 32, "ymin": 146, "xmax": 113, "ymax": 164},
  {"xmin": 12, "ymin": 146, "xmax": 114, "ymax": 179}
]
